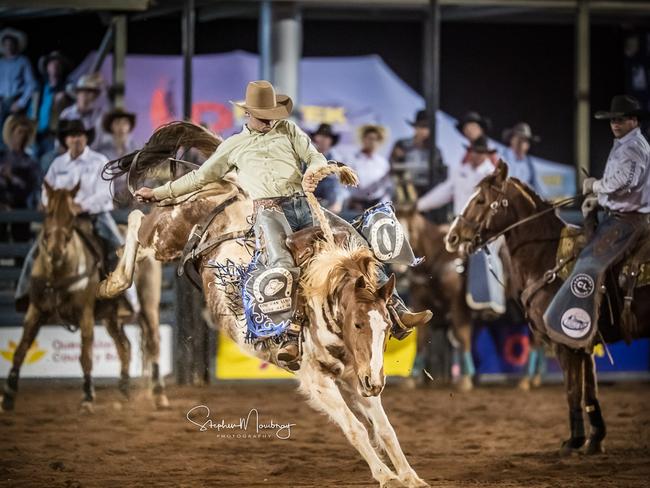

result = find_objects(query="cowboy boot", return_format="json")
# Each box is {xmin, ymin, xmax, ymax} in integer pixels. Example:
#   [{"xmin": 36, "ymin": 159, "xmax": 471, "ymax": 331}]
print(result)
[
  {"xmin": 277, "ymin": 323, "xmax": 302, "ymax": 371},
  {"xmin": 388, "ymin": 297, "xmax": 432, "ymax": 340}
]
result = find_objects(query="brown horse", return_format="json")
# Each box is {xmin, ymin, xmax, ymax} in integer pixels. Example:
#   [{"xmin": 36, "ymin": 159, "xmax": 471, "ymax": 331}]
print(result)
[
  {"xmin": 445, "ymin": 161, "xmax": 650, "ymax": 455},
  {"xmin": 1, "ymin": 183, "xmax": 168, "ymax": 412},
  {"xmin": 398, "ymin": 207, "xmax": 546, "ymax": 391},
  {"xmin": 97, "ymin": 122, "xmax": 429, "ymax": 487}
]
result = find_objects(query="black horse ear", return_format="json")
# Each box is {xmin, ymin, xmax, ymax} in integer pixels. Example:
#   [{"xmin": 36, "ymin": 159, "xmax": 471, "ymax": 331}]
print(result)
[
  {"xmin": 377, "ymin": 274, "xmax": 396, "ymax": 302},
  {"xmin": 495, "ymin": 160, "xmax": 509, "ymax": 182}
]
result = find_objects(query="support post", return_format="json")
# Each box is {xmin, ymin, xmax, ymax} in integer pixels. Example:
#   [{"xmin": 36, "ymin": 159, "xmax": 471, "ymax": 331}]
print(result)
[
  {"xmin": 424, "ymin": 0, "xmax": 441, "ymax": 189},
  {"xmin": 182, "ymin": 0, "xmax": 195, "ymax": 120},
  {"xmin": 272, "ymin": 2, "xmax": 302, "ymax": 107},
  {"xmin": 259, "ymin": 0, "xmax": 273, "ymax": 81},
  {"xmin": 575, "ymin": 0, "xmax": 590, "ymax": 187},
  {"xmin": 90, "ymin": 21, "xmax": 114, "ymax": 74},
  {"xmin": 112, "ymin": 15, "xmax": 127, "ymax": 108}
]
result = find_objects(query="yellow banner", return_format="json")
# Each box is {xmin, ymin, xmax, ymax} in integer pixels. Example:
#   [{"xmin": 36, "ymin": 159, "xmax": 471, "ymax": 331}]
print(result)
[{"xmin": 215, "ymin": 330, "xmax": 416, "ymax": 379}]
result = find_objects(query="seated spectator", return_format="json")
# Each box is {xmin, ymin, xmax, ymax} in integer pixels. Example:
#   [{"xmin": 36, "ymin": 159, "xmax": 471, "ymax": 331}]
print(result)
[
  {"xmin": 0, "ymin": 28, "xmax": 37, "ymax": 139},
  {"xmin": 456, "ymin": 111, "xmax": 498, "ymax": 166},
  {"xmin": 60, "ymin": 73, "xmax": 105, "ymax": 148},
  {"xmin": 390, "ymin": 109, "xmax": 444, "ymax": 195},
  {"xmin": 500, "ymin": 122, "xmax": 540, "ymax": 189},
  {"xmin": 310, "ymin": 123, "xmax": 344, "ymax": 213},
  {"xmin": 0, "ymin": 114, "xmax": 40, "ymax": 241},
  {"xmin": 345, "ymin": 124, "xmax": 392, "ymax": 214},
  {"xmin": 34, "ymin": 51, "xmax": 72, "ymax": 157}
]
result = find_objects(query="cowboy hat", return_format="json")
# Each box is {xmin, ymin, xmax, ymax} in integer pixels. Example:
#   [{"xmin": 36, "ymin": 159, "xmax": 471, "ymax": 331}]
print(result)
[
  {"xmin": 37, "ymin": 50, "xmax": 71, "ymax": 77},
  {"xmin": 502, "ymin": 122, "xmax": 541, "ymax": 144},
  {"xmin": 456, "ymin": 111, "xmax": 492, "ymax": 134},
  {"xmin": 102, "ymin": 108, "xmax": 136, "ymax": 134},
  {"xmin": 407, "ymin": 109, "xmax": 429, "ymax": 128},
  {"xmin": 357, "ymin": 124, "xmax": 388, "ymax": 143},
  {"xmin": 57, "ymin": 119, "xmax": 95, "ymax": 149},
  {"xmin": 594, "ymin": 95, "xmax": 649, "ymax": 120},
  {"xmin": 233, "ymin": 80, "xmax": 293, "ymax": 120},
  {"xmin": 2, "ymin": 114, "xmax": 36, "ymax": 147},
  {"xmin": 0, "ymin": 28, "xmax": 27, "ymax": 54},
  {"xmin": 310, "ymin": 123, "xmax": 339, "ymax": 146},
  {"xmin": 65, "ymin": 73, "xmax": 103, "ymax": 99},
  {"xmin": 464, "ymin": 136, "xmax": 497, "ymax": 154}
]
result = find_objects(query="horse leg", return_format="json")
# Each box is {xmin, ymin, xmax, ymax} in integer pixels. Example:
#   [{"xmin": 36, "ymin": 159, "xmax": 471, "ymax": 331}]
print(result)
[
  {"xmin": 556, "ymin": 345, "xmax": 586, "ymax": 455},
  {"xmin": 583, "ymin": 353, "xmax": 606, "ymax": 454},
  {"xmin": 79, "ymin": 309, "xmax": 96, "ymax": 412},
  {"xmin": 519, "ymin": 334, "xmax": 544, "ymax": 391},
  {"xmin": 354, "ymin": 394, "xmax": 429, "ymax": 488},
  {"xmin": 1, "ymin": 305, "xmax": 42, "ymax": 411},
  {"xmin": 297, "ymin": 368, "xmax": 402, "ymax": 487},
  {"xmin": 105, "ymin": 315, "xmax": 132, "ymax": 399},
  {"xmin": 97, "ymin": 209, "xmax": 144, "ymax": 299},
  {"xmin": 451, "ymin": 302, "xmax": 474, "ymax": 392}
]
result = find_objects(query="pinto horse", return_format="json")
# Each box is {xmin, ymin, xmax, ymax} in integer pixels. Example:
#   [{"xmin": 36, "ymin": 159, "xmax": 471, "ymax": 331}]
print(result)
[
  {"xmin": 445, "ymin": 161, "xmax": 650, "ymax": 455},
  {"xmin": 97, "ymin": 122, "xmax": 429, "ymax": 488},
  {"xmin": 1, "ymin": 183, "xmax": 168, "ymax": 412}
]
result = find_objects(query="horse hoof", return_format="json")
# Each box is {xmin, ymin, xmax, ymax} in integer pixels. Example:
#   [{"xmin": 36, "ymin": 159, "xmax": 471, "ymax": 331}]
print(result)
[
  {"xmin": 380, "ymin": 479, "xmax": 404, "ymax": 488},
  {"xmin": 584, "ymin": 439, "xmax": 605, "ymax": 455},
  {"xmin": 456, "ymin": 375, "xmax": 473, "ymax": 392},
  {"xmin": 155, "ymin": 393, "xmax": 170, "ymax": 410},
  {"xmin": 399, "ymin": 472, "xmax": 430, "ymax": 487},
  {"xmin": 1, "ymin": 395, "xmax": 15, "ymax": 412},
  {"xmin": 80, "ymin": 401, "xmax": 95, "ymax": 414},
  {"xmin": 531, "ymin": 374, "xmax": 543, "ymax": 389},
  {"xmin": 118, "ymin": 378, "xmax": 130, "ymax": 400},
  {"xmin": 559, "ymin": 438, "xmax": 585, "ymax": 457},
  {"xmin": 517, "ymin": 377, "xmax": 531, "ymax": 391}
]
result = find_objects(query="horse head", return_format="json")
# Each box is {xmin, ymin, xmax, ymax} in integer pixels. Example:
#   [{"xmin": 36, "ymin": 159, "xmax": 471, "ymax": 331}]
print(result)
[
  {"xmin": 42, "ymin": 180, "xmax": 82, "ymax": 268},
  {"xmin": 302, "ymin": 243, "xmax": 395, "ymax": 397},
  {"xmin": 445, "ymin": 161, "xmax": 541, "ymax": 254}
]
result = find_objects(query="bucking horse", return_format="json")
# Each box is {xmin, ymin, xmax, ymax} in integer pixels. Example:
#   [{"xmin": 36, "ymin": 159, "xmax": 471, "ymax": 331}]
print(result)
[
  {"xmin": 97, "ymin": 122, "xmax": 429, "ymax": 488},
  {"xmin": 445, "ymin": 161, "xmax": 650, "ymax": 455}
]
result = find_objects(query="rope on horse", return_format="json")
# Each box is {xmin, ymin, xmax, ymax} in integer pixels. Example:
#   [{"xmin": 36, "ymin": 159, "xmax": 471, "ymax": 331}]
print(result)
[{"xmin": 304, "ymin": 162, "xmax": 359, "ymax": 245}]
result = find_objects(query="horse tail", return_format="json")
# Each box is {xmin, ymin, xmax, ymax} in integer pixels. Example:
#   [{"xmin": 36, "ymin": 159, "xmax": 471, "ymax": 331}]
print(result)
[{"xmin": 102, "ymin": 121, "xmax": 223, "ymax": 184}]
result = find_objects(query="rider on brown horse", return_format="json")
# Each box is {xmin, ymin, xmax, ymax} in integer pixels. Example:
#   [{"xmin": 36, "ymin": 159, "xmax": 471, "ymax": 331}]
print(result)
[
  {"xmin": 135, "ymin": 80, "xmax": 432, "ymax": 369},
  {"xmin": 544, "ymin": 95, "xmax": 650, "ymax": 348}
]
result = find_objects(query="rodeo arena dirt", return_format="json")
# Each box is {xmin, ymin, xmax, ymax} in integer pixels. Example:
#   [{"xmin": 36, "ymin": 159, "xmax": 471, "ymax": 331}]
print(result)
[{"xmin": 1, "ymin": 2, "xmax": 650, "ymax": 488}]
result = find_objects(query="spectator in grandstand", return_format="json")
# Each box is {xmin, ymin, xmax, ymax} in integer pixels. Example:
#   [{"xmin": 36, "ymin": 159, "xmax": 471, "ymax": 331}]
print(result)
[
  {"xmin": 456, "ymin": 111, "xmax": 499, "ymax": 166},
  {"xmin": 59, "ymin": 73, "xmax": 105, "ymax": 148},
  {"xmin": 0, "ymin": 28, "xmax": 37, "ymax": 141},
  {"xmin": 33, "ymin": 51, "xmax": 72, "ymax": 157},
  {"xmin": 0, "ymin": 114, "xmax": 40, "ymax": 241},
  {"xmin": 310, "ymin": 123, "xmax": 344, "ymax": 213},
  {"xmin": 345, "ymin": 124, "xmax": 392, "ymax": 214},
  {"xmin": 500, "ymin": 122, "xmax": 540, "ymax": 189}
]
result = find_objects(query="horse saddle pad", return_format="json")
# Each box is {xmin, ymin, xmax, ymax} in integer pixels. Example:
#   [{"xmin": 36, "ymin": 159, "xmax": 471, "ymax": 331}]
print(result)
[
  {"xmin": 545, "ymin": 218, "xmax": 650, "ymax": 348},
  {"xmin": 286, "ymin": 225, "xmax": 349, "ymax": 267}
]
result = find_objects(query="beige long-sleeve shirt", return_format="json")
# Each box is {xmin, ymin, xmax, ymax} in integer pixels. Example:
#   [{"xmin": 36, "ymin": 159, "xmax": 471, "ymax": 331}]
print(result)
[{"xmin": 152, "ymin": 119, "xmax": 328, "ymax": 201}]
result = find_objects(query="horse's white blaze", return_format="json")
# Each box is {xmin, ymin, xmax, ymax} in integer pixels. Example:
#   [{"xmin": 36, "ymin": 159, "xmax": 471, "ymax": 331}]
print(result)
[{"xmin": 368, "ymin": 310, "xmax": 387, "ymax": 384}]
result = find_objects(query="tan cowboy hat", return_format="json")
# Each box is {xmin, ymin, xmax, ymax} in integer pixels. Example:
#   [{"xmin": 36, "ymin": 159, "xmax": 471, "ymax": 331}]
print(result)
[
  {"xmin": 0, "ymin": 28, "xmax": 27, "ymax": 54},
  {"xmin": 65, "ymin": 73, "xmax": 104, "ymax": 99},
  {"xmin": 2, "ymin": 114, "xmax": 36, "ymax": 147},
  {"xmin": 502, "ymin": 122, "xmax": 541, "ymax": 144},
  {"xmin": 232, "ymin": 80, "xmax": 293, "ymax": 120},
  {"xmin": 357, "ymin": 124, "xmax": 388, "ymax": 144}
]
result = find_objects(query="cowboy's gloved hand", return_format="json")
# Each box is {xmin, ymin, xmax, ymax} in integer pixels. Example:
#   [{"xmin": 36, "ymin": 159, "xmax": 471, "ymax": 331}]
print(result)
[
  {"xmin": 581, "ymin": 194, "xmax": 598, "ymax": 218},
  {"xmin": 302, "ymin": 169, "xmax": 319, "ymax": 193},
  {"xmin": 134, "ymin": 187, "xmax": 158, "ymax": 203},
  {"xmin": 582, "ymin": 177, "xmax": 597, "ymax": 195}
]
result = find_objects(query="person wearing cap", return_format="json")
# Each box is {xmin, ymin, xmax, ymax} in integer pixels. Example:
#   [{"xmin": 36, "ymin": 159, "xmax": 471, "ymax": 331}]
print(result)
[
  {"xmin": 14, "ymin": 119, "xmax": 131, "ymax": 311},
  {"xmin": 389, "ymin": 109, "xmax": 444, "ymax": 195},
  {"xmin": 0, "ymin": 28, "xmax": 37, "ymax": 133},
  {"xmin": 134, "ymin": 80, "xmax": 432, "ymax": 368},
  {"xmin": 545, "ymin": 95, "xmax": 650, "ymax": 345},
  {"xmin": 59, "ymin": 74, "xmax": 105, "ymax": 148},
  {"xmin": 310, "ymin": 123, "xmax": 344, "ymax": 213},
  {"xmin": 456, "ymin": 111, "xmax": 499, "ymax": 166},
  {"xmin": 345, "ymin": 124, "xmax": 393, "ymax": 213},
  {"xmin": 499, "ymin": 122, "xmax": 540, "ymax": 189},
  {"xmin": 0, "ymin": 114, "xmax": 40, "ymax": 241},
  {"xmin": 34, "ymin": 51, "xmax": 71, "ymax": 157}
]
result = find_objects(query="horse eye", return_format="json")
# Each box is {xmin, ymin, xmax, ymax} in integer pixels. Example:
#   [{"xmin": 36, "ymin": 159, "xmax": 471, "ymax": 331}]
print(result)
[
  {"xmin": 476, "ymin": 196, "xmax": 486, "ymax": 205},
  {"xmin": 355, "ymin": 323, "xmax": 363, "ymax": 330}
]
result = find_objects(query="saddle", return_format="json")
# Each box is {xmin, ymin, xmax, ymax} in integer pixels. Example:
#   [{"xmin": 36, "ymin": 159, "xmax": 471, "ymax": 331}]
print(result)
[{"xmin": 286, "ymin": 225, "xmax": 349, "ymax": 266}]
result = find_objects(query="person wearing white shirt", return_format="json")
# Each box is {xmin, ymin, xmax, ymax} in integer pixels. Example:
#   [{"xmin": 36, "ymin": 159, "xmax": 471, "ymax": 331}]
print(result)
[
  {"xmin": 59, "ymin": 74, "xmax": 105, "ymax": 150},
  {"xmin": 15, "ymin": 119, "xmax": 125, "ymax": 308},
  {"xmin": 500, "ymin": 122, "xmax": 540, "ymax": 190},
  {"xmin": 345, "ymin": 124, "xmax": 393, "ymax": 214}
]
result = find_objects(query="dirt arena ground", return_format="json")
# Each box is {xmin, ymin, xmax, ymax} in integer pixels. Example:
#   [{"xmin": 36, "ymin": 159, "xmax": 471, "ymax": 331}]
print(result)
[{"xmin": 0, "ymin": 380, "xmax": 649, "ymax": 488}]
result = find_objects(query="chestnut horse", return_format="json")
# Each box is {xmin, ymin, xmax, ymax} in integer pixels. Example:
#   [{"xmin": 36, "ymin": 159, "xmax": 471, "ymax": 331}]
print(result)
[
  {"xmin": 445, "ymin": 161, "xmax": 650, "ymax": 455},
  {"xmin": 96, "ymin": 122, "xmax": 429, "ymax": 487}
]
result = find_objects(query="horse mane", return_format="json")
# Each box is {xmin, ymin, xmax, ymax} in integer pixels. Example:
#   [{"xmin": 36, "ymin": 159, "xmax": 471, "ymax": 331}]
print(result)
[
  {"xmin": 480, "ymin": 170, "xmax": 547, "ymax": 210},
  {"xmin": 301, "ymin": 240, "xmax": 379, "ymax": 304},
  {"xmin": 102, "ymin": 121, "xmax": 223, "ymax": 184}
]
